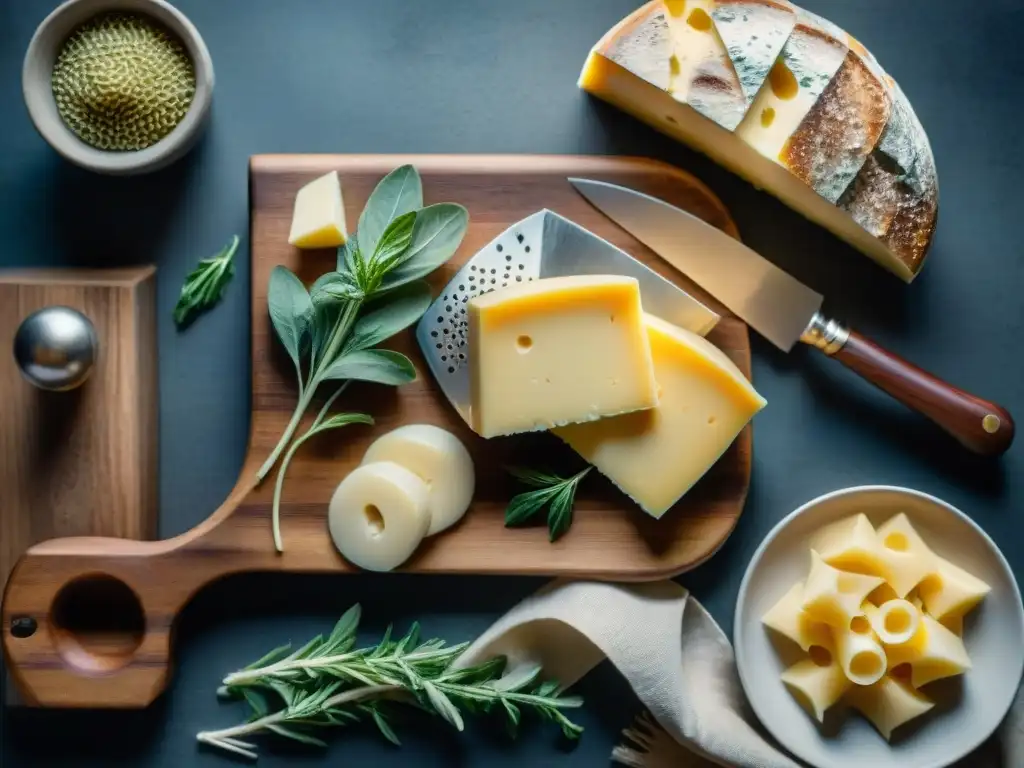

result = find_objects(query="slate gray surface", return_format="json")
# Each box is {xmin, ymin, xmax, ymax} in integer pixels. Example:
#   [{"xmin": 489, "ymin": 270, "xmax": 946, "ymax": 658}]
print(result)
[{"xmin": 1, "ymin": 0, "xmax": 1021, "ymax": 765}]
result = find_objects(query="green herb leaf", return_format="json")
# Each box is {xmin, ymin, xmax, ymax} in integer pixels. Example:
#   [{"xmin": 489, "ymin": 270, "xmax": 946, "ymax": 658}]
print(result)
[
  {"xmin": 267, "ymin": 266, "xmax": 312, "ymax": 385},
  {"xmin": 357, "ymin": 165, "xmax": 423, "ymax": 261},
  {"xmin": 371, "ymin": 707, "xmax": 401, "ymax": 746},
  {"xmin": 265, "ymin": 724, "xmax": 327, "ymax": 748},
  {"xmin": 422, "ymin": 681, "xmax": 464, "ymax": 732},
  {"xmin": 174, "ymin": 235, "xmax": 239, "ymax": 328},
  {"xmin": 504, "ymin": 487, "xmax": 560, "ymax": 527},
  {"xmin": 309, "ymin": 412, "xmax": 374, "ymax": 437},
  {"xmin": 311, "ymin": 271, "xmax": 361, "ymax": 305},
  {"xmin": 344, "ymin": 281, "xmax": 432, "ymax": 354},
  {"xmin": 504, "ymin": 467, "xmax": 591, "ymax": 542},
  {"xmin": 371, "ymin": 211, "xmax": 416, "ymax": 271},
  {"xmin": 242, "ymin": 643, "xmax": 292, "ymax": 672},
  {"xmin": 321, "ymin": 349, "xmax": 417, "ymax": 386},
  {"xmin": 380, "ymin": 204, "xmax": 469, "ymax": 291}
]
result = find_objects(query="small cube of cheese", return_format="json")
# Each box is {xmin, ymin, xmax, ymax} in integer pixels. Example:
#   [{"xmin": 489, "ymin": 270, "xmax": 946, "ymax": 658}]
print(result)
[
  {"xmin": 762, "ymin": 582, "xmax": 832, "ymax": 652},
  {"xmin": 289, "ymin": 171, "xmax": 348, "ymax": 249},
  {"xmin": 468, "ymin": 275, "xmax": 658, "ymax": 438},
  {"xmin": 780, "ymin": 652, "xmax": 851, "ymax": 723},
  {"xmin": 802, "ymin": 550, "xmax": 884, "ymax": 628}
]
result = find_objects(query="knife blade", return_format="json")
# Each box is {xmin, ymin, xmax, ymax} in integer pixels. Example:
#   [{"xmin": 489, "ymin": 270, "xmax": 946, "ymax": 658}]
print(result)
[{"xmin": 571, "ymin": 177, "xmax": 1015, "ymax": 457}]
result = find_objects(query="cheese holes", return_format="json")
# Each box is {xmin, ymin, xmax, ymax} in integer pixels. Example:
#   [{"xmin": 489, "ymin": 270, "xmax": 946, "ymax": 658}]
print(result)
[
  {"xmin": 850, "ymin": 616, "xmax": 872, "ymax": 635},
  {"xmin": 768, "ymin": 59, "xmax": 799, "ymax": 100},
  {"xmin": 884, "ymin": 532, "xmax": 909, "ymax": 552},
  {"xmin": 761, "ymin": 107, "xmax": 776, "ymax": 128},
  {"xmin": 686, "ymin": 7, "xmax": 712, "ymax": 31},
  {"xmin": 809, "ymin": 645, "xmax": 832, "ymax": 667},
  {"xmin": 516, "ymin": 335, "xmax": 533, "ymax": 353},
  {"xmin": 364, "ymin": 505, "xmax": 385, "ymax": 536}
]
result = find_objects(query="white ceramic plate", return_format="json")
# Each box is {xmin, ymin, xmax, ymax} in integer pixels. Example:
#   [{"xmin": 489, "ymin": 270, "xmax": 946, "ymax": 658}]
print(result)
[{"xmin": 734, "ymin": 486, "xmax": 1024, "ymax": 768}]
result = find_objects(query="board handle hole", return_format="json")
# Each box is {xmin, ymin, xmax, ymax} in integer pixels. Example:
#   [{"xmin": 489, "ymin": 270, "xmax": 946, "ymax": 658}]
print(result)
[{"xmin": 51, "ymin": 574, "xmax": 145, "ymax": 673}]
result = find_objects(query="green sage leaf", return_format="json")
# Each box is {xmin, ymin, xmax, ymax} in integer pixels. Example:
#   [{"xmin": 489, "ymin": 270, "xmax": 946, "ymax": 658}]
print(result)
[
  {"xmin": 379, "ymin": 204, "xmax": 469, "ymax": 291},
  {"xmin": 267, "ymin": 266, "xmax": 312, "ymax": 380},
  {"xmin": 371, "ymin": 211, "xmax": 416, "ymax": 271},
  {"xmin": 504, "ymin": 487, "xmax": 560, "ymax": 527},
  {"xmin": 321, "ymin": 349, "xmax": 417, "ymax": 386},
  {"xmin": 358, "ymin": 165, "xmax": 423, "ymax": 261},
  {"xmin": 344, "ymin": 281, "xmax": 432, "ymax": 354},
  {"xmin": 174, "ymin": 235, "xmax": 240, "ymax": 328}
]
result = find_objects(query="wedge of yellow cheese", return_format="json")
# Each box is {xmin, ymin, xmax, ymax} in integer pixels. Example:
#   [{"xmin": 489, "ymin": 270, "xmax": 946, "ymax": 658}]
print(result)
[
  {"xmin": 885, "ymin": 613, "xmax": 971, "ymax": 689},
  {"xmin": 578, "ymin": 1, "xmax": 938, "ymax": 280},
  {"xmin": 468, "ymin": 275, "xmax": 658, "ymax": 438},
  {"xmin": 554, "ymin": 314, "xmax": 765, "ymax": 518},
  {"xmin": 288, "ymin": 171, "xmax": 348, "ymax": 249}
]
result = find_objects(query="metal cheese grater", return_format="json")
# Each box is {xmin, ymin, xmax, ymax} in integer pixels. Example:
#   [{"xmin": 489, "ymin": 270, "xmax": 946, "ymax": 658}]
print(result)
[{"xmin": 415, "ymin": 209, "xmax": 720, "ymax": 426}]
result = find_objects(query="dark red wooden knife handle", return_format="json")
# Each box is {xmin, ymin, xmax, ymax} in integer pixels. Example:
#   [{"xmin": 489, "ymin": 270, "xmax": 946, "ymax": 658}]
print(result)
[{"xmin": 832, "ymin": 331, "xmax": 1014, "ymax": 456}]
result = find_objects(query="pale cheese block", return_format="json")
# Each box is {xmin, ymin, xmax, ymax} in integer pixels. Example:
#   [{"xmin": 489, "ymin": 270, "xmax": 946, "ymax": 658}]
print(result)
[
  {"xmin": 875, "ymin": 513, "xmax": 938, "ymax": 597},
  {"xmin": 866, "ymin": 599, "xmax": 921, "ymax": 647},
  {"xmin": 846, "ymin": 676, "xmax": 935, "ymax": 741},
  {"xmin": 578, "ymin": 1, "xmax": 938, "ymax": 281},
  {"xmin": 288, "ymin": 171, "xmax": 348, "ymax": 249},
  {"xmin": 802, "ymin": 550, "xmax": 884, "ymax": 628},
  {"xmin": 662, "ymin": 0, "xmax": 748, "ymax": 131},
  {"xmin": 886, "ymin": 613, "xmax": 971, "ymax": 689},
  {"xmin": 328, "ymin": 462, "xmax": 431, "ymax": 572},
  {"xmin": 554, "ymin": 314, "xmax": 765, "ymax": 518},
  {"xmin": 917, "ymin": 555, "xmax": 992, "ymax": 621},
  {"xmin": 833, "ymin": 615, "xmax": 887, "ymax": 686},
  {"xmin": 780, "ymin": 650, "xmax": 851, "ymax": 723},
  {"xmin": 762, "ymin": 581, "xmax": 831, "ymax": 651},
  {"xmin": 468, "ymin": 275, "xmax": 658, "ymax": 438},
  {"xmin": 361, "ymin": 424, "xmax": 476, "ymax": 536}
]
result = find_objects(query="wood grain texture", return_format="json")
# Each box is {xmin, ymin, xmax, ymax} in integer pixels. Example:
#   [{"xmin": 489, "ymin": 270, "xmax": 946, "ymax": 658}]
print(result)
[
  {"xmin": 0, "ymin": 268, "xmax": 158, "ymax": 595},
  {"xmin": 835, "ymin": 330, "xmax": 1015, "ymax": 456},
  {"xmin": 2, "ymin": 155, "xmax": 752, "ymax": 708}
]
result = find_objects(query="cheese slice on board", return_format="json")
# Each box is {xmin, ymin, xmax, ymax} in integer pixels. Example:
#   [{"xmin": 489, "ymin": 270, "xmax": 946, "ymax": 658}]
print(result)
[
  {"xmin": 554, "ymin": 314, "xmax": 765, "ymax": 518},
  {"xmin": 578, "ymin": 0, "xmax": 938, "ymax": 281},
  {"xmin": 468, "ymin": 275, "xmax": 658, "ymax": 438}
]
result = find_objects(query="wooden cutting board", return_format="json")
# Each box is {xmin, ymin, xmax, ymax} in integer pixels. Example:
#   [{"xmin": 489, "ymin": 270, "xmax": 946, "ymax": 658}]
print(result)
[{"xmin": 2, "ymin": 155, "xmax": 752, "ymax": 708}]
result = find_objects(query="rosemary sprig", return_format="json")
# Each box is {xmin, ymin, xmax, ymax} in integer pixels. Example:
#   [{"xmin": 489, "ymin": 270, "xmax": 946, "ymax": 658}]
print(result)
[
  {"xmin": 197, "ymin": 605, "xmax": 583, "ymax": 760},
  {"xmin": 174, "ymin": 235, "xmax": 239, "ymax": 328},
  {"xmin": 504, "ymin": 466, "xmax": 592, "ymax": 542}
]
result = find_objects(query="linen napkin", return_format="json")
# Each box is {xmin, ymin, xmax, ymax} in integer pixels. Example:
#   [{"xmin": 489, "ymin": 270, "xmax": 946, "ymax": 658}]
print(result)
[{"xmin": 455, "ymin": 580, "xmax": 1023, "ymax": 768}]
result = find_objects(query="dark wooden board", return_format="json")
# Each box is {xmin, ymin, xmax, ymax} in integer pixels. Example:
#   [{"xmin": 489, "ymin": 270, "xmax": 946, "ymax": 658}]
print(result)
[
  {"xmin": 2, "ymin": 155, "xmax": 752, "ymax": 708},
  {"xmin": 0, "ymin": 268, "xmax": 158, "ymax": 594}
]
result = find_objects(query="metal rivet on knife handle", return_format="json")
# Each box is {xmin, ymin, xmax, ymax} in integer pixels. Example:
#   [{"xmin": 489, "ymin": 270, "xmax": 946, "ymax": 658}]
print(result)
[{"xmin": 828, "ymin": 330, "xmax": 1015, "ymax": 457}]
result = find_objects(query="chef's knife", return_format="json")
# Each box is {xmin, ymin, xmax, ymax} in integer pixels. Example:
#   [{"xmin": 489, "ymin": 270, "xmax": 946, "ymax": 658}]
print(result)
[{"xmin": 570, "ymin": 178, "xmax": 1015, "ymax": 457}]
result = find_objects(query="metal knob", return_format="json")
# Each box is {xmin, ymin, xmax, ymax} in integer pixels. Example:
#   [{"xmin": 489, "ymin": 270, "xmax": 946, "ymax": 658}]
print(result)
[{"xmin": 13, "ymin": 306, "xmax": 98, "ymax": 391}]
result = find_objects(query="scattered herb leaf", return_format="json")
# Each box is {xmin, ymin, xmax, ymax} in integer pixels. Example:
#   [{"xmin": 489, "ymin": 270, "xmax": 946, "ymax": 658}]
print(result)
[
  {"xmin": 174, "ymin": 235, "xmax": 240, "ymax": 328},
  {"xmin": 504, "ymin": 466, "xmax": 592, "ymax": 542}
]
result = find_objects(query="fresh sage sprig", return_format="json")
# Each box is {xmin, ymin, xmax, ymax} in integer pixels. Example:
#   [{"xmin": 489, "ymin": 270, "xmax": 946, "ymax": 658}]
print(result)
[
  {"xmin": 174, "ymin": 235, "xmax": 240, "ymax": 328},
  {"xmin": 505, "ymin": 466, "xmax": 592, "ymax": 542},
  {"xmin": 259, "ymin": 166, "xmax": 469, "ymax": 551},
  {"xmin": 196, "ymin": 604, "xmax": 584, "ymax": 760}
]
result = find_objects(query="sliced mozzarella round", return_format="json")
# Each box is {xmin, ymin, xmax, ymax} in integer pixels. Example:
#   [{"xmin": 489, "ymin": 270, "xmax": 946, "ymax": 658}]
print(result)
[
  {"xmin": 328, "ymin": 461, "xmax": 430, "ymax": 572},
  {"xmin": 362, "ymin": 424, "xmax": 475, "ymax": 535}
]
